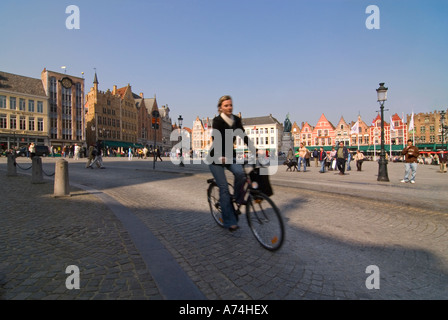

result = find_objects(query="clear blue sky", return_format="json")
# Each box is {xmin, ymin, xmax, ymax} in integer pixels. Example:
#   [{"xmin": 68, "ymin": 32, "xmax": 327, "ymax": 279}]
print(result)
[{"xmin": 1, "ymin": 0, "xmax": 447, "ymax": 128}]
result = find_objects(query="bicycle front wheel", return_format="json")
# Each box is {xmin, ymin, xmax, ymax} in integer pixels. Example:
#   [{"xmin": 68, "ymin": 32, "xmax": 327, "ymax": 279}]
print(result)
[
  {"xmin": 207, "ymin": 182, "xmax": 225, "ymax": 227},
  {"xmin": 246, "ymin": 191, "xmax": 285, "ymax": 251}
]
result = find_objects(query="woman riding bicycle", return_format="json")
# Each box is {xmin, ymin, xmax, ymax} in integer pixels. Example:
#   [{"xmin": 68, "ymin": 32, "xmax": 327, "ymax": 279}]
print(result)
[{"xmin": 207, "ymin": 95, "xmax": 254, "ymax": 232}]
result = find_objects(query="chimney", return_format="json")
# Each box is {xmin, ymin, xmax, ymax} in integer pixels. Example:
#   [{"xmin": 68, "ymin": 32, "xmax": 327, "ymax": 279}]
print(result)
[
  {"xmin": 113, "ymin": 85, "xmax": 117, "ymax": 95},
  {"xmin": 140, "ymin": 92, "xmax": 144, "ymax": 98}
]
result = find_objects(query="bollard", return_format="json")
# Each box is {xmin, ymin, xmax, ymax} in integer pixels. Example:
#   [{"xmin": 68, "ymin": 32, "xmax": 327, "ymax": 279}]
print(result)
[
  {"xmin": 31, "ymin": 156, "xmax": 44, "ymax": 184},
  {"xmin": 54, "ymin": 159, "xmax": 70, "ymax": 197},
  {"xmin": 7, "ymin": 154, "xmax": 17, "ymax": 176}
]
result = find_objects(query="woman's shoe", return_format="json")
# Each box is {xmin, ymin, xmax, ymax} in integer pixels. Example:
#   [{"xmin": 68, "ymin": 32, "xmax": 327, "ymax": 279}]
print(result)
[{"xmin": 229, "ymin": 225, "xmax": 239, "ymax": 232}]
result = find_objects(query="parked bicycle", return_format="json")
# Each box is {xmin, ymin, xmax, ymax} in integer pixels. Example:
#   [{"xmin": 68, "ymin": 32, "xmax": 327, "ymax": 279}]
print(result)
[{"xmin": 207, "ymin": 163, "xmax": 285, "ymax": 251}]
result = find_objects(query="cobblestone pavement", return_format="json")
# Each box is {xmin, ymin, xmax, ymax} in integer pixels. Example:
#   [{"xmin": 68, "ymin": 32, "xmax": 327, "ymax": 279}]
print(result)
[{"xmin": 1, "ymin": 156, "xmax": 447, "ymax": 300}]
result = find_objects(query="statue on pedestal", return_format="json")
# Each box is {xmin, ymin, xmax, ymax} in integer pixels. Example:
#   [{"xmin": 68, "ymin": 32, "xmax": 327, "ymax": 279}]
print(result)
[{"xmin": 284, "ymin": 113, "xmax": 292, "ymax": 133}]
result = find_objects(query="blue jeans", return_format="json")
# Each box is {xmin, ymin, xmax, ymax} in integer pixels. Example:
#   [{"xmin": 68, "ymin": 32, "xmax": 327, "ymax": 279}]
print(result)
[
  {"xmin": 404, "ymin": 163, "xmax": 417, "ymax": 182},
  {"xmin": 209, "ymin": 164, "xmax": 245, "ymax": 228},
  {"xmin": 298, "ymin": 157, "xmax": 307, "ymax": 171},
  {"xmin": 319, "ymin": 160, "xmax": 326, "ymax": 172}
]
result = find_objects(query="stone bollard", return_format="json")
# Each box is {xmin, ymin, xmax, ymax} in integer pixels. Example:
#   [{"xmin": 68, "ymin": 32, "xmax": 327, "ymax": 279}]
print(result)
[
  {"xmin": 7, "ymin": 154, "xmax": 17, "ymax": 176},
  {"xmin": 54, "ymin": 159, "xmax": 70, "ymax": 197},
  {"xmin": 31, "ymin": 156, "xmax": 44, "ymax": 184}
]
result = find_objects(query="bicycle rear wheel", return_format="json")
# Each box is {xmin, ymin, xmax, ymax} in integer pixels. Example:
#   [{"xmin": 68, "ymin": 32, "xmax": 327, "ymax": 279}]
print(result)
[{"xmin": 246, "ymin": 191, "xmax": 284, "ymax": 251}]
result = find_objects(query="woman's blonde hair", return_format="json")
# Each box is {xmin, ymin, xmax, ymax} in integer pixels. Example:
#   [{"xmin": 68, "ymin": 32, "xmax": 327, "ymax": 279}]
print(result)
[{"xmin": 217, "ymin": 95, "xmax": 232, "ymax": 110}]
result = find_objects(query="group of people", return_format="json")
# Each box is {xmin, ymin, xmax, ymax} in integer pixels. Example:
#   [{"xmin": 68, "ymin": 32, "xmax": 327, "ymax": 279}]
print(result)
[{"xmin": 287, "ymin": 142, "xmax": 366, "ymax": 175}]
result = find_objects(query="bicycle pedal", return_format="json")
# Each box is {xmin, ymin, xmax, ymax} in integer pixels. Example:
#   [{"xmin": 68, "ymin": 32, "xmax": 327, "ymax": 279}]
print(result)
[{"xmin": 254, "ymin": 198, "xmax": 263, "ymax": 204}]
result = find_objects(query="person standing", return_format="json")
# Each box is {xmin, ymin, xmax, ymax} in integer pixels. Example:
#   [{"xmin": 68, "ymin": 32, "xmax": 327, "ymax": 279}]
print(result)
[
  {"xmin": 438, "ymin": 150, "xmax": 447, "ymax": 173},
  {"xmin": 128, "ymin": 147, "xmax": 133, "ymax": 160},
  {"xmin": 335, "ymin": 142, "xmax": 348, "ymax": 175},
  {"xmin": 401, "ymin": 139, "xmax": 420, "ymax": 183},
  {"xmin": 296, "ymin": 143, "xmax": 307, "ymax": 172},
  {"xmin": 74, "ymin": 143, "xmax": 80, "ymax": 160},
  {"xmin": 28, "ymin": 142, "xmax": 36, "ymax": 159},
  {"xmin": 313, "ymin": 148, "xmax": 319, "ymax": 167},
  {"xmin": 318, "ymin": 147, "xmax": 327, "ymax": 173},
  {"xmin": 354, "ymin": 150, "xmax": 365, "ymax": 171}
]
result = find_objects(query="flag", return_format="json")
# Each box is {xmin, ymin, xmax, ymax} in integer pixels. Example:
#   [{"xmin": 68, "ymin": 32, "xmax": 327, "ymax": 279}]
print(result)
[
  {"xmin": 390, "ymin": 116, "xmax": 396, "ymax": 131},
  {"xmin": 408, "ymin": 112, "xmax": 414, "ymax": 132},
  {"xmin": 350, "ymin": 121, "xmax": 359, "ymax": 134}
]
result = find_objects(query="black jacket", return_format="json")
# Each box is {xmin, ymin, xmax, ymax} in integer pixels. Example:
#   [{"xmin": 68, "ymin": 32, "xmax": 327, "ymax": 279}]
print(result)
[{"xmin": 207, "ymin": 114, "xmax": 248, "ymax": 164}]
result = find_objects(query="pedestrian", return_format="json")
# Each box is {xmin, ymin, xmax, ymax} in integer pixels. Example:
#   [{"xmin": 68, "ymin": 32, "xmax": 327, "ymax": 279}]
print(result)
[
  {"xmin": 305, "ymin": 148, "xmax": 311, "ymax": 167},
  {"xmin": 128, "ymin": 147, "xmax": 133, "ymax": 160},
  {"xmin": 318, "ymin": 147, "xmax": 327, "ymax": 173},
  {"xmin": 313, "ymin": 148, "xmax": 319, "ymax": 167},
  {"xmin": 28, "ymin": 142, "xmax": 36, "ymax": 159},
  {"xmin": 74, "ymin": 144, "xmax": 80, "ymax": 160},
  {"xmin": 354, "ymin": 149, "xmax": 365, "ymax": 171},
  {"xmin": 329, "ymin": 146, "xmax": 336, "ymax": 171},
  {"xmin": 86, "ymin": 144, "xmax": 95, "ymax": 168},
  {"xmin": 296, "ymin": 143, "xmax": 307, "ymax": 172},
  {"xmin": 346, "ymin": 150, "xmax": 352, "ymax": 171},
  {"xmin": 439, "ymin": 150, "xmax": 447, "ymax": 173},
  {"xmin": 286, "ymin": 148, "xmax": 293, "ymax": 161},
  {"xmin": 156, "ymin": 148, "xmax": 163, "ymax": 161},
  {"xmin": 335, "ymin": 142, "xmax": 348, "ymax": 175},
  {"xmin": 401, "ymin": 139, "xmax": 420, "ymax": 183},
  {"xmin": 207, "ymin": 95, "xmax": 254, "ymax": 232}
]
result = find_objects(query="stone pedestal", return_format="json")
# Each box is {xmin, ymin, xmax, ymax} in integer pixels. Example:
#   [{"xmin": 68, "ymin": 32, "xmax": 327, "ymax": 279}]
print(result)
[{"xmin": 281, "ymin": 132, "xmax": 293, "ymax": 155}]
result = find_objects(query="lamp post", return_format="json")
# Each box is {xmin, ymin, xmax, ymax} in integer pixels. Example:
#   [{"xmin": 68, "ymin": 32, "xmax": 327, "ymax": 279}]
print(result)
[
  {"xmin": 152, "ymin": 110, "xmax": 160, "ymax": 170},
  {"xmin": 376, "ymin": 83, "xmax": 389, "ymax": 182},
  {"xmin": 178, "ymin": 115, "xmax": 184, "ymax": 167}
]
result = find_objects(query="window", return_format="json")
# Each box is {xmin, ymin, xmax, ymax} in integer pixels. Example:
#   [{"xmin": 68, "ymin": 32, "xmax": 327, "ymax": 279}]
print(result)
[
  {"xmin": 28, "ymin": 100, "xmax": 35, "ymax": 112},
  {"xmin": 10, "ymin": 116, "xmax": 16, "ymax": 129},
  {"xmin": 420, "ymin": 126, "xmax": 426, "ymax": 133},
  {"xmin": 37, "ymin": 118, "xmax": 44, "ymax": 131},
  {"xmin": 19, "ymin": 98, "xmax": 26, "ymax": 111},
  {"xmin": 37, "ymin": 101, "xmax": 43, "ymax": 113},
  {"xmin": 20, "ymin": 116, "xmax": 26, "ymax": 130},
  {"xmin": 0, "ymin": 96, "xmax": 6, "ymax": 109},
  {"xmin": 0, "ymin": 114, "xmax": 6, "ymax": 128},
  {"xmin": 10, "ymin": 97, "xmax": 16, "ymax": 110},
  {"xmin": 29, "ymin": 117, "xmax": 35, "ymax": 131}
]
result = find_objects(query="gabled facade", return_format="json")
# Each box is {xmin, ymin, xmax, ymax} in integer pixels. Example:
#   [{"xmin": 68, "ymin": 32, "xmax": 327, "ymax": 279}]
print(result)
[
  {"xmin": 291, "ymin": 121, "xmax": 301, "ymax": 147},
  {"xmin": 114, "ymin": 84, "xmax": 138, "ymax": 144},
  {"xmin": 191, "ymin": 116, "xmax": 212, "ymax": 157},
  {"xmin": 312, "ymin": 114, "xmax": 335, "ymax": 147},
  {"xmin": 299, "ymin": 122, "xmax": 314, "ymax": 147},
  {"xmin": 334, "ymin": 116, "xmax": 350, "ymax": 146}
]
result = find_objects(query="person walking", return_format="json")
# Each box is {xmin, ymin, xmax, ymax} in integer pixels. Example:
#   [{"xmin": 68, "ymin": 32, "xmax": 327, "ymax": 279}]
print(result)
[
  {"xmin": 335, "ymin": 142, "xmax": 348, "ymax": 175},
  {"xmin": 128, "ymin": 147, "xmax": 133, "ymax": 160},
  {"xmin": 28, "ymin": 142, "xmax": 36, "ymax": 159},
  {"xmin": 354, "ymin": 149, "xmax": 365, "ymax": 171},
  {"xmin": 313, "ymin": 148, "xmax": 319, "ymax": 167},
  {"xmin": 438, "ymin": 150, "xmax": 447, "ymax": 173},
  {"xmin": 318, "ymin": 147, "xmax": 327, "ymax": 173},
  {"xmin": 74, "ymin": 143, "xmax": 80, "ymax": 160},
  {"xmin": 401, "ymin": 139, "xmax": 420, "ymax": 183},
  {"xmin": 296, "ymin": 143, "xmax": 307, "ymax": 172},
  {"xmin": 207, "ymin": 95, "xmax": 254, "ymax": 232}
]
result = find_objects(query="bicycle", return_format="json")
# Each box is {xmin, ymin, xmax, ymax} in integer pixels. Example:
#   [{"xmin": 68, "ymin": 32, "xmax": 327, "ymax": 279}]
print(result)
[{"xmin": 207, "ymin": 163, "xmax": 285, "ymax": 251}]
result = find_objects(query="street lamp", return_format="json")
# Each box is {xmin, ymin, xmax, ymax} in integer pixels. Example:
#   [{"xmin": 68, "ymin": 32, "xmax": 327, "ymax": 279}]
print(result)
[
  {"xmin": 376, "ymin": 83, "xmax": 389, "ymax": 182},
  {"xmin": 152, "ymin": 110, "xmax": 160, "ymax": 170},
  {"xmin": 178, "ymin": 115, "xmax": 184, "ymax": 167}
]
